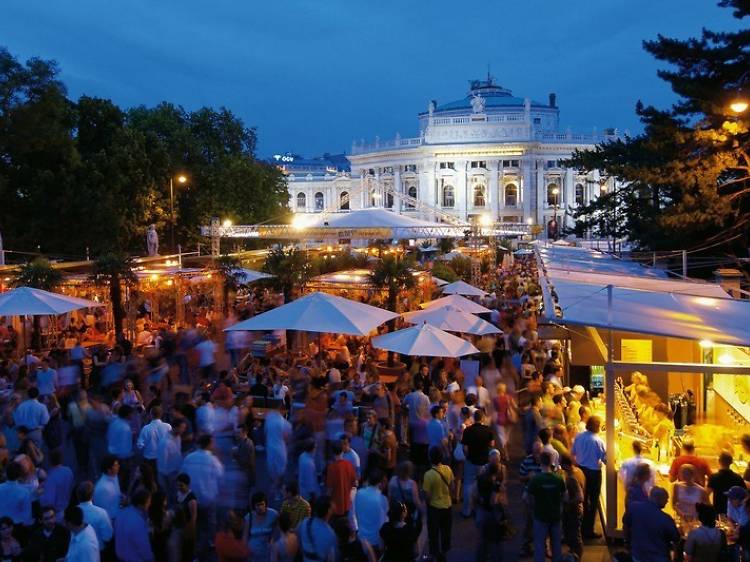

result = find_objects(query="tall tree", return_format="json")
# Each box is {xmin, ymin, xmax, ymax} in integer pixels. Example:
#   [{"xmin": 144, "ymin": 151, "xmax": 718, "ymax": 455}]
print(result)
[
  {"xmin": 262, "ymin": 247, "xmax": 311, "ymax": 302},
  {"xmin": 90, "ymin": 253, "xmax": 137, "ymax": 342},
  {"xmin": 567, "ymin": 0, "xmax": 750, "ymax": 254},
  {"xmin": 211, "ymin": 254, "xmax": 243, "ymax": 313},
  {"xmin": 370, "ymin": 255, "xmax": 416, "ymax": 366}
]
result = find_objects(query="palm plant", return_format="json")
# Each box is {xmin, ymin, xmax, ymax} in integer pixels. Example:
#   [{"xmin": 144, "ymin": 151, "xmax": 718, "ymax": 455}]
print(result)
[
  {"xmin": 91, "ymin": 253, "xmax": 137, "ymax": 342},
  {"xmin": 262, "ymin": 247, "xmax": 311, "ymax": 301},
  {"xmin": 12, "ymin": 257, "xmax": 63, "ymax": 349},
  {"xmin": 370, "ymin": 254, "xmax": 416, "ymax": 366}
]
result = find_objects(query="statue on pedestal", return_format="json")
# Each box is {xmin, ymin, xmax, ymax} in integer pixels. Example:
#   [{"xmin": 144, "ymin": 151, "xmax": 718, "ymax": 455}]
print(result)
[
  {"xmin": 471, "ymin": 94, "xmax": 486, "ymax": 114},
  {"xmin": 146, "ymin": 224, "xmax": 159, "ymax": 256}
]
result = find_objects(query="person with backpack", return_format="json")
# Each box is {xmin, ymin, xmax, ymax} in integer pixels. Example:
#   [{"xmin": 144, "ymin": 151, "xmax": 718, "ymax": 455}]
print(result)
[
  {"xmin": 298, "ymin": 495, "xmax": 337, "ymax": 562},
  {"xmin": 332, "ymin": 517, "xmax": 376, "ymax": 562},
  {"xmin": 422, "ymin": 446, "xmax": 454, "ymax": 562}
]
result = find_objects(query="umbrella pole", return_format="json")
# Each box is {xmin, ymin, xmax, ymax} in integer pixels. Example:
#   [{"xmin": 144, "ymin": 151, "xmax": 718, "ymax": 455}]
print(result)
[{"xmin": 318, "ymin": 332, "xmax": 322, "ymax": 366}]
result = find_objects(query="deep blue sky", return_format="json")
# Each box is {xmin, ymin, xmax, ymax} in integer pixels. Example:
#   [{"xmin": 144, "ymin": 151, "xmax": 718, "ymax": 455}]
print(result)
[{"xmin": 1, "ymin": 1, "xmax": 742, "ymax": 158}]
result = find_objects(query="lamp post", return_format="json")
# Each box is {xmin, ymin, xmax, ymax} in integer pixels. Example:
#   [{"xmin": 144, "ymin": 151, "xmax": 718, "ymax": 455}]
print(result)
[
  {"xmin": 728, "ymin": 70, "xmax": 750, "ymax": 114},
  {"xmin": 550, "ymin": 186, "xmax": 560, "ymax": 240},
  {"xmin": 169, "ymin": 175, "xmax": 188, "ymax": 253}
]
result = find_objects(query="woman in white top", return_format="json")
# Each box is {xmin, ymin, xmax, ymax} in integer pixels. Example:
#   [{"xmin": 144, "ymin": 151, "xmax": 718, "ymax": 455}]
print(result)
[{"xmin": 673, "ymin": 464, "xmax": 708, "ymax": 521}]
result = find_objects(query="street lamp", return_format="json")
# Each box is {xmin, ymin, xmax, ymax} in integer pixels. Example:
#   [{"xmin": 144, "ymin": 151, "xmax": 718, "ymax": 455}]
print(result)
[
  {"xmin": 169, "ymin": 174, "xmax": 188, "ymax": 252},
  {"xmin": 550, "ymin": 186, "xmax": 560, "ymax": 240},
  {"xmin": 728, "ymin": 70, "xmax": 750, "ymax": 114}
]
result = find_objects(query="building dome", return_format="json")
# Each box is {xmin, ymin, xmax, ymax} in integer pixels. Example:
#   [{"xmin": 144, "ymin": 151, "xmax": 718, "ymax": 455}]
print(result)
[{"xmin": 422, "ymin": 77, "xmax": 551, "ymax": 115}]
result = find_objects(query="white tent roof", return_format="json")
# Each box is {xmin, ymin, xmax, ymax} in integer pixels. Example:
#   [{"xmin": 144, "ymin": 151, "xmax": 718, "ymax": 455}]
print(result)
[
  {"xmin": 402, "ymin": 305, "xmax": 501, "ymax": 335},
  {"xmin": 225, "ymin": 291, "xmax": 398, "ymax": 336},
  {"xmin": 309, "ymin": 208, "xmax": 443, "ymax": 229},
  {"xmin": 441, "ymin": 280, "xmax": 488, "ymax": 297},
  {"xmin": 372, "ymin": 323, "xmax": 480, "ymax": 357},
  {"xmin": 420, "ymin": 293, "xmax": 491, "ymax": 314},
  {"xmin": 232, "ymin": 268, "xmax": 274, "ymax": 283},
  {"xmin": 0, "ymin": 287, "xmax": 103, "ymax": 316},
  {"xmin": 547, "ymin": 269, "xmax": 728, "ymax": 298},
  {"xmin": 538, "ymin": 245, "xmax": 667, "ymax": 278},
  {"xmin": 548, "ymin": 279, "xmax": 750, "ymax": 346}
]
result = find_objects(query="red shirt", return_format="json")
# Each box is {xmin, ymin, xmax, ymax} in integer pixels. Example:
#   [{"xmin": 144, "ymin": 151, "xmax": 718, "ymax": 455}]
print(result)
[
  {"xmin": 326, "ymin": 458, "xmax": 357, "ymax": 516},
  {"xmin": 215, "ymin": 531, "xmax": 250, "ymax": 562},
  {"xmin": 669, "ymin": 454, "xmax": 712, "ymax": 486}
]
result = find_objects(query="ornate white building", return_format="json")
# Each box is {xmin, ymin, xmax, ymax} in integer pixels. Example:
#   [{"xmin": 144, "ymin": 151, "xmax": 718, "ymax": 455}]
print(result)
[{"xmin": 285, "ymin": 78, "xmax": 620, "ymax": 229}]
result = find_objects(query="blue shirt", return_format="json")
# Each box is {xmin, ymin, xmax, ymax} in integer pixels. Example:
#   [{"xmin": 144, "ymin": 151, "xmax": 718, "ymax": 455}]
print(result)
[
  {"xmin": 114, "ymin": 506, "xmax": 154, "ymax": 562},
  {"xmin": 107, "ymin": 417, "xmax": 133, "ymax": 458},
  {"xmin": 36, "ymin": 367, "xmax": 58, "ymax": 396},
  {"xmin": 13, "ymin": 398, "xmax": 50, "ymax": 430},
  {"xmin": 299, "ymin": 517, "xmax": 336, "ymax": 562},
  {"xmin": 571, "ymin": 430, "xmax": 607, "ymax": 470},
  {"xmin": 40, "ymin": 465, "xmax": 74, "ymax": 521},
  {"xmin": 427, "ymin": 418, "xmax": 447, "ymax": 449},
  {"xmin": 623, "ymin": 500, "xmax": 679, "ymax": 562},
  {"xmin": 0, "ymin": 480, "xmax": 33, "ymax": 525}
]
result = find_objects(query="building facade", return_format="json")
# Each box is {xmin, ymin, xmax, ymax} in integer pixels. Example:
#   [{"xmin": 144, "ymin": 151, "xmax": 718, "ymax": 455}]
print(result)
[{"xmin": 285, "ymin": 78, "xmax": 620, "ymax": 229}]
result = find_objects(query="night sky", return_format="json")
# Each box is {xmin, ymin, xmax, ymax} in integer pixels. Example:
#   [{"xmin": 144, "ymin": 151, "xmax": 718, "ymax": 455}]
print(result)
[{"xmin": 1, "ymin": 1, "xmax": 741, "ymax": 158}]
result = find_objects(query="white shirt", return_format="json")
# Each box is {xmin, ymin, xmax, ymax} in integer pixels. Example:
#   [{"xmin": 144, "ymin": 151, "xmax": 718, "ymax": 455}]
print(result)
[
  {"xmin": 466, "ymin": 385, "xmax": 491, "ymax": 411},
  {"xmin": 13, "ymin": 398, "xmax": 50, "ymax": 429},
  {"xmin": 211, "ymin": 406, "xmax": 238, "ymax": 438},
  {"xmin": 181, "ymin": 449, "xmax": 224, "ymax": 504},
  {"xmin": 618, "ymin": 454, "xmax": 655, "ymax": 488},
  {"xmin": 66, "ymin": 524, "xmax": 100, "ymax": 562},
  {"xmin": 107, "ymin": 417, "xmax": 133, "ymax": 458},
  {"xmin": 343, "ymin": 449, "xmax": 361, "ymax": 478},
  {"xmin": 196, "ymin": 339, "xmax": 217, "ymax": 367},
  {"xmin": 353, "ymin": 486, "xmax": 388, "ymax": 548},
  {"xmin": 79, "ymin": 501, "xmax": 113, "ymax": 549},
  {"xmin": 156, "ymin": 433, "xmax": 183, "ymax": 476},
  {"xmin": 136, "ymin": 418, "xmax": 172, "ymax": 460},
  {"xmin": 196, "ymin": 403, "xmax": 215, "ymax": 434},
  {"xmin": 93, "ymin": 474, "xmax": 121, "ymax": 520}
]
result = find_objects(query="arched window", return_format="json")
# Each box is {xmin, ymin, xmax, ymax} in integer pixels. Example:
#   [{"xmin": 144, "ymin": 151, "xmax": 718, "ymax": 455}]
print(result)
[
  {"xmin": 575, "ymin": 183, "xmax": 584, "ymax": 206},
  {"xmin": 314, "ymin": 192, "xmax": 324, "ymax": 211},
  {"xmin": 340, "ymin": 191, "xmax": 349, "ymax": 210},
  {"xmin": 386, "ymin": 192, "xmax": 394, "ymax": 208},
  {"xmin": 504, "ymin": 184, "xmax": 518, "ymax": 207},
  {"xmin": 296, "ymin": 192, "xmax": 306, "ymax": 209},
  {"xmin": 442, "ymin": 185, "xmax": 455, "ymax": 208},
  {"xmin": 370, "ymin": 189, "xmax": 379, "ymax": 207},
  {"xmin": 473, "ymin": 184, "xmax": 486, "ymax": 207},
  {"xmin": 547, "ymin": 183, "xmax": 560, "ymax": 206},
  {"xmin": 406, "ymin": 185, "xmax": 417, "ymax": 208}
]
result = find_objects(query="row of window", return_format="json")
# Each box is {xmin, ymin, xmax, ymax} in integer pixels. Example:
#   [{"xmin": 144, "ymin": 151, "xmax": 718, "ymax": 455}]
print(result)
[{"xmin": 296, "ymin": 182, "xmax": 590, "ymax": 210}]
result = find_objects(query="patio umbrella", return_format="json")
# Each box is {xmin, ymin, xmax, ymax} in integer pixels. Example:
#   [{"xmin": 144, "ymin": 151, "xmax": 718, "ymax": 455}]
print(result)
[
  {"xmin": 419, "ymin": 293, "xmax": 491, "ymax": 314},
  {"xmin": 231, "ymin": 268, "xmax": 274, "ymax": 283},
  {"xmin": 441, "ymin": 280, "xmax": 488, "ymax": 297},
  {"xmin": 225, "ymin": 291, "xmax": 398, "ymax": 336},
  {"xmin": 0, "ymin": 287, "xmax": 103, "ymax": 316},
  {"xmin": 431, "ymin": 276, "xmax": 449, "ymax": 287},
  {"xmin": 402, "ymin": 305, "xmax": 501, "ymax": 336},
  {"xmin": 372, "ymin": 323, "xmax": 479, "ymax": 358}
]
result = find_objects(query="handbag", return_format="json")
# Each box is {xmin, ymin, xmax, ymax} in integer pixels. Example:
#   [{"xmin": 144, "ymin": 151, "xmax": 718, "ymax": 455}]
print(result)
[
  {"xmin": 506, "ymin": 404, "xmax": 519, "ymax": 424},
  {"xmin": 453, "ymin": 441, "xmax": 465, "ymax": 462}
]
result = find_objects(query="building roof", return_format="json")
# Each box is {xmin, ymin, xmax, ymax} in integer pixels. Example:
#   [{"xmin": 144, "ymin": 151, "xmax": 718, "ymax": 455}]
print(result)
[{"xmin": 428, "ymin": 77, "xmax": 550, "ymax": 114}]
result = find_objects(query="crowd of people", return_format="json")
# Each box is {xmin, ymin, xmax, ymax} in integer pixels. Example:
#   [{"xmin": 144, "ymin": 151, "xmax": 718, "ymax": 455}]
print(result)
[{"xmin": 5, "ymin": 251, "xmax": 748, "ymax": 562}]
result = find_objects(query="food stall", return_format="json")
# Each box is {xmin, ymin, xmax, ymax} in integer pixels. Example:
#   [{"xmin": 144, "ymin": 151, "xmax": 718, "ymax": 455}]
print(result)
[{"xmin": 537, "ymin": 245, "xmax": 750, "ymax": 537}]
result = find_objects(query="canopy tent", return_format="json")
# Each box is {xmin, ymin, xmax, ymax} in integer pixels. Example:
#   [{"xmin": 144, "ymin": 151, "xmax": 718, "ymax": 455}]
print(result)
[
  {"xmin": 0, "ymin": 287, "xmax": 103, "ymax": 316},
  {"xmin": 402, "ymin": 305, "xmax": 501, "ymax": 336},
  {"xmin": 545, "ymin": 278, "xmax": 750, "ymax": 347},
  {"xmin": 441, "ymin": 280, "xmax": 488, "ymax": 297},
  {"xmin": 225, "ymin": 291, "xmax": 398, "ymax": 336},
  {"xmin": 547, "ymin": 269, "xmax": 727, "ymax": 298},
  {"xmin": 231, "ymin": 268, "xmax": 274, "ymax": 283},
  {"xmin": 309, "ymin": 208, "xmax": 443, "ymax": 229},
  {"xmin": 431, "ymin": 277, "xmax": 450, "ymax": 287},
  {"xmin": 372, "ymin": 322, "xmax": 480, "ymax": 358},
  {"xmin": 538, "ymin": 245, "xmax": 667, "ymax": 278},
  {"xmin": 420, "ymin": 293, "xmax": 491, "ymax": 314}
]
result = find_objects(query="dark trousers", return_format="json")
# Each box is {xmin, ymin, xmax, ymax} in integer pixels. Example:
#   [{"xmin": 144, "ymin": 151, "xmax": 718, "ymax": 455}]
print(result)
[
  {"xmin": 427, "ymin": 505, "xmax": 452, "ymax": 561},
  {"xmin": 580, "ymin": 466, "xmax": 602, "ymax": 536}
]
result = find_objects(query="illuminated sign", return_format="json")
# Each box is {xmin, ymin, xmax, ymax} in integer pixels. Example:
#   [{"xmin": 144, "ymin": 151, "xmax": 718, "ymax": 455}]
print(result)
[{"xmin": 273, "ymin": 154, "xmax": 295, "ymax": 162}]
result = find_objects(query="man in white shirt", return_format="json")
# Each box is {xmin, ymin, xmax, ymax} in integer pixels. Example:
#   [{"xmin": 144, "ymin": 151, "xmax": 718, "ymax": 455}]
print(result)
[
  {"xmin": 13, "ymin": 387, "xmax": 49, "ymax": 446},
  {"xmin": 181, "ymin": 434, "xmax": 224, "ymax": 559},
  {"xmin": 195, "ymin": 335, "xmax": 217, "ymax": 379},
  {"xmin": 195, "ymin": 392, "xmax": 215, "ymax": 435},
  {"xmin": 466, "ymin": 375, "xmax": 491, "ymax": 412},
  {"xmin": 93, "ymin": 455, "xmax": 122, "ymax": 521},
  {"xmin": 353, "ymin": 470, "xmax": 389, "ymax": 550},
  {"xmin": 76, "ymin": 481, "xmax": 113, "ymax": 550},
  {"xmin": 618, "ymin": 440, "xmax": 655, "ymax": 488},
  {"xmin": 64, "ymin": 506, "xmax": 100, "ymax": 562},
  {"xmin": 157, "ymin": 419, "xmax": 186, "ymax": 495},
  {"xmin": 137, "ymin": 405, "xmax": 172, "ymax": 468}
]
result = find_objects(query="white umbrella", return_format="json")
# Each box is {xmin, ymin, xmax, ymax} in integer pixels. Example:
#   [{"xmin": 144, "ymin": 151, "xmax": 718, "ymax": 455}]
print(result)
[
  {"xmin": 419, "ymin": 293, "xmax": 491, "ymax": 314},
  {"xmin": 402, "ymin": 305, "xmax": 501, "ymax": 336},
  {"xmin": 225, "ymin": 291, "xmax": 398, "ymax": 336},
  {"xmin": 441, "ymin": 280, "xmax": 488, "ymax": 297},
  {"xmin": 372, "ymin": 323, "xmax": 479, "ymax": 358},
  {"xmin": 231, "ymin": 268, "xmax": 274, "ymax": 283},
  {"xmin": 431, "ymin": 276, "xmax": 449, "ymax": 287},
  {"xmin": 0, "ymin": 287, "xmax": 103, "ymax": 316}
]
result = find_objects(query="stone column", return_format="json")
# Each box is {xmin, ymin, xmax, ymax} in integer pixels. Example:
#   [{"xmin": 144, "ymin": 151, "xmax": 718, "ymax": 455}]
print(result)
[
  {"xmin": 522, "ymin": 157, "xmax": 533, "ymax": 221},
  {"xmin": 455, "ymin": 161, "xmax": 468, "ymax": 221},
  {"xmin": 394, "ymin": 167, "xmax": 401, "ymax": 211},
  {"xmin": 536, "ymin": 161, "xmax": 546, "ymax": 224},
  {"xmin": 564, "ymin": 168, "xmax": 575, "ymax": 227},
  {"xmin": 488, "ymin": 160, "xmax": 499, "ymax": 220}
]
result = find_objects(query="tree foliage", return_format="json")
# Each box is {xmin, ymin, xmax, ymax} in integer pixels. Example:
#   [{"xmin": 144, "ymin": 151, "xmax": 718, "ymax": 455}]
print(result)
[
  {"xmin": 0, "ymin": 47, "xmax": 289, "ymax": 257},
  {"xmin": 12, "ymin": 257, "xmax": 63, "ymax": 291},
  {"xmin": 566, "ymin": 0, "xmax": 750, "ymax": 253},
  {"xmin": 262, "ymin": 247, "xmax": 311, "ymax": 301},
  {"xmin": 90, "ymin": 253, "xmax": 137, "ymax": 341}
]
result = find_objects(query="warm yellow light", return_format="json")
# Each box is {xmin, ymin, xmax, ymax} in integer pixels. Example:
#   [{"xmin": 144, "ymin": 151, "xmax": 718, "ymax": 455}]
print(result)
[
  {"xmin": 699, "ymin": 339, "xmax": 714, "ymax": 349},
  {"xmin": 177, "ymin": 175, "xmax": 188, "ymax": 184},
  {"xmin": 718, "ymin": 352, "xmax": 734, "ymax": 365},
  {"xmin": 479, "ymin": 214, "xmax": 492, "ymax": 227},
  {"xmin": 730, "ymin": 100, "xmax": 749, "ymax": 114},
  {"xmin": 166, "ymin": 279, "xmax": 174, "ymax": 287},
  {"xmin": 600, "ymin": 184, "xmax": 608, "ymax": 193},
  {"xmin": 222, "ymin": 219, "xmax": 233, "ymax": 228},
  {"xmin": 526, "ymin": 217, "xmax": 533, "ymax": 225},
  {"xmin": 206, "ymin": 273, "xmax": 213, "ymax": 279},
  {"xmin": 326, "ymin": 245, "xmax": 333, "ymax": 252},
  {"xmin": 291, "ymin": 214, "xmax": 309, "ymax": 231},
  {"xmin": 551, "ymin": 187, "xmax": 560, "ymax": 196},
  {"xmin": 695, "ymin": 297, "xmax": 718, "ymax": 307},
  {"xmin": 150, "ymin": 274, "xmax": 159, "ymax": 281}
]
